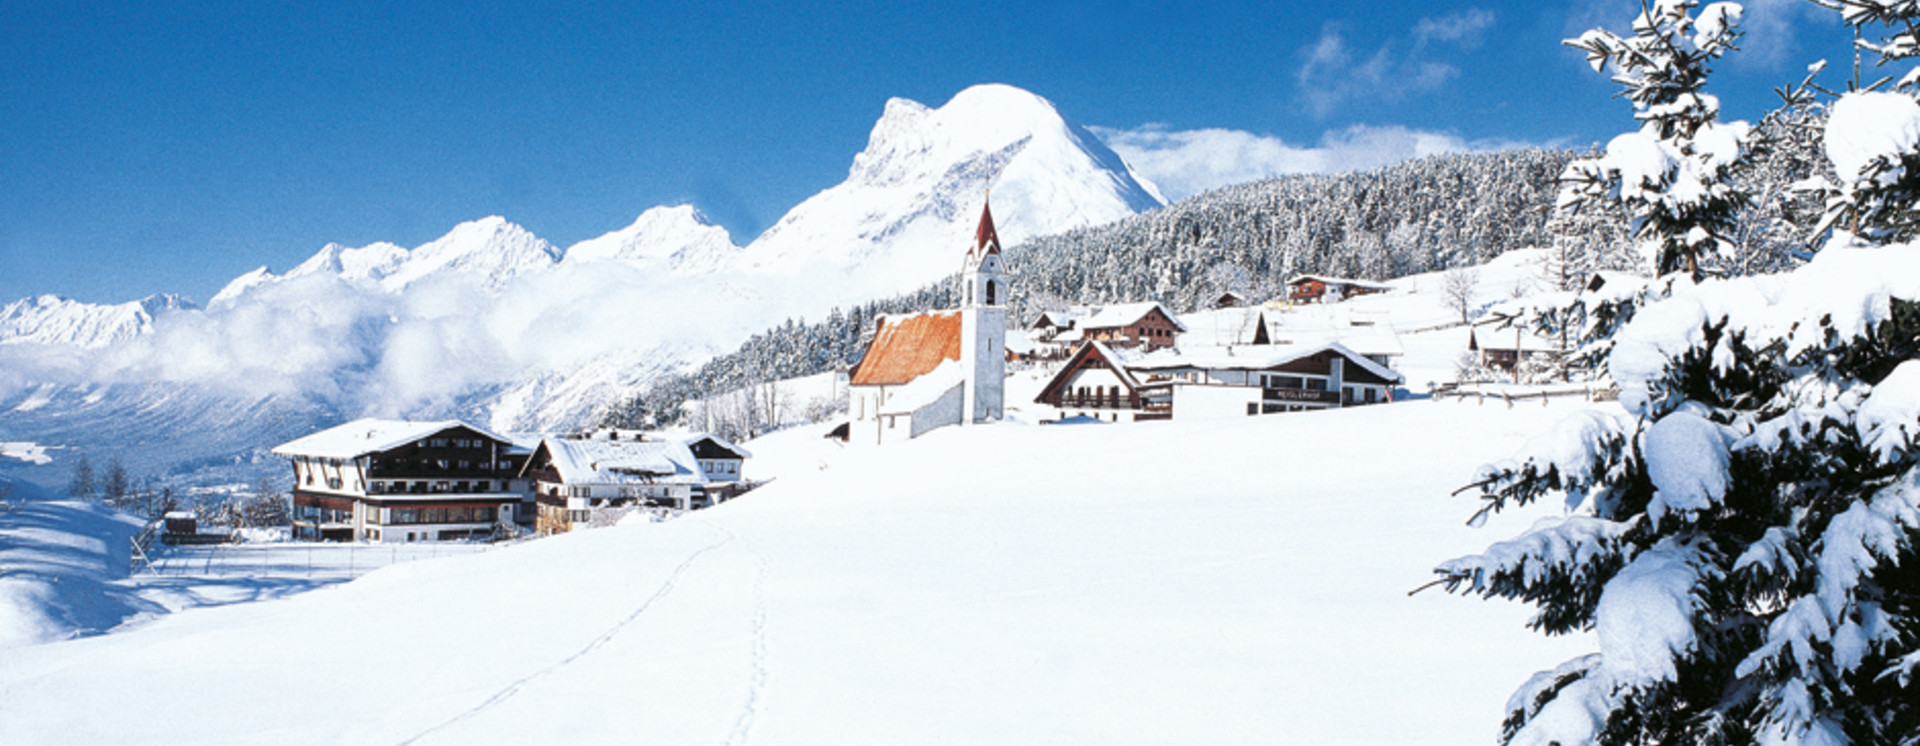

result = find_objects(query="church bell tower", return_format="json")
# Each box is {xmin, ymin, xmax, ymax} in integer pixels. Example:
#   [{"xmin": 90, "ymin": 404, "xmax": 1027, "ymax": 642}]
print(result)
[{"xmin": 959, "ymin": 198, "xmax": 1008, "ymax": 424}]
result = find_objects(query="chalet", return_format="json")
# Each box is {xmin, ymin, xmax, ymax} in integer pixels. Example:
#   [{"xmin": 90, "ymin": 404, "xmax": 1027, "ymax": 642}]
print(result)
[
  {"xmin": 846, "ymin": 200, "xmax": 1007, "ymax": 445},
  {"xmin": 1286, "ymin": 274, "xmax": 1393, "ymax": 304},
  {"xmin": 1036, "ymin": 340, "xmax": 1403, "ymax": 422},
  {"xmin": 1468, "ymin": 320, "xmax": 1563, "ymax": 379},
  {"xmin": 272, "ymin": 419, "xmax": 532, "ymax": 543},
  {"xmin": 520, "ymin": 431, "xmax": 751, "ymax": 535},
  {"xmin": 1074, "ymin": 302, "xmax": 1187, "ymax": 350},
  {"xmin": 1029, "ymin": 308, "xmax": 1090, "ymax": 342},
  {"xmin": 1032, "ymin": 341, "xmax": 1164, "ymax": 422}
]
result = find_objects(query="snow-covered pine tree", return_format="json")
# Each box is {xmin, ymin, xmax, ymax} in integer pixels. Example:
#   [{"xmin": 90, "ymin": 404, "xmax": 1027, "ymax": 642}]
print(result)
[
  {"xmin": 1559, "ymin": 0, "xmax": 1754, "ymax": 280},
  {"xmin": 1432, "ymin": 7, "xmax": 1920, "ymax": 741},
  {"xmin": 1727, "ymin": 95, "xmax": 1828, "ymax": 274},
  {"xmin": 1434, "ymin": 246, "xmax": 1920, "ymax": 746},
  {"xmin": 1801, "ymin": 2, "xmax": 1920, "ymax": 244}
]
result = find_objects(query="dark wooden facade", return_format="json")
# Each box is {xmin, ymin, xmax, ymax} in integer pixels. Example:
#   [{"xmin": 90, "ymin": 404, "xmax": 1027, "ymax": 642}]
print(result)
[{"xmin": 1082, "ymin": 306, "xmax": 1183, "ymax": 350}]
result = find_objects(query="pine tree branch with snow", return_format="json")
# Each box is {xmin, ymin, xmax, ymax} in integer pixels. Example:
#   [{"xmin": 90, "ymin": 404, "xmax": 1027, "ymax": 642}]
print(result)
[{"xmin": 1435, "ymin": 248, "xmax": 1920, "ymax": 745}]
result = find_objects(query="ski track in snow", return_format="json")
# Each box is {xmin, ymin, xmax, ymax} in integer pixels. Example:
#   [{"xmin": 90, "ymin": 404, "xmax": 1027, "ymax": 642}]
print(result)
[
  {"xmin": 719, "ymin": 520, "xmax": 771, "ymax": 746},
  {"xmin": 396, "ymin": 527, "xmax": 735, "ymax": 745}
]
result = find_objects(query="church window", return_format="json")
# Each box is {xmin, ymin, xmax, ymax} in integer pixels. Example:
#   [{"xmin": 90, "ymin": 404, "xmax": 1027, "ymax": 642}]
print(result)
[{"xmin": 985, "ymin": 280, "xmax": 996, "ymax": 306}]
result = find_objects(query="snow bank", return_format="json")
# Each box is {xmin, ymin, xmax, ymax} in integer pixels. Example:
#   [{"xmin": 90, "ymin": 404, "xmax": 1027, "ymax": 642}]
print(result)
[{"xmin": 0, "ymin": 501, "xmax": 153, "ymax": 649}]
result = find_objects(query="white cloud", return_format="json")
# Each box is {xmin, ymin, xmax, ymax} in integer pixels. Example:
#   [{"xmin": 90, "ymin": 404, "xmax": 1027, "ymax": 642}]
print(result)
[
  {"xmin": 1296, "ymin": 9, "xmax": 1495, "ymax": 118},
  {"xmin": 1094, "ymin": 123, "xmax": 1542, "ymax": 201},
  {"xmin": 1415, "ymin": 9, "xmax": 1497, "ymax": 47}
]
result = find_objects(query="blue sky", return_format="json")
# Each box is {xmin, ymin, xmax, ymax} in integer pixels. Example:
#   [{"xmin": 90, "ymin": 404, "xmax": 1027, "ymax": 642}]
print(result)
[{"xmin": 0, "ymin": 0, "xmax": 1865, "ymax": 304}]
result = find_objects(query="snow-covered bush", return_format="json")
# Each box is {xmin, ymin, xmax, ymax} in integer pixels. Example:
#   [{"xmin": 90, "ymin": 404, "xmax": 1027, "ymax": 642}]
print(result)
[{"xmin": 1434, "ymin": 242, "xmax": 1920, "ymax": 744}]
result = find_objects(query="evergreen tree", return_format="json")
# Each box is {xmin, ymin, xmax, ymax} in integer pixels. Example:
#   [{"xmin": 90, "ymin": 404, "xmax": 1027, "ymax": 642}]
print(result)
[
  {"xmin": 1559, "ymin": 0, "xmax": 1753, "ymax": 280},
  {"xmin": 1434, "ymin": 251, "xmax": 1920, "ymax": 745},
  {"xmin": 1432, "ymin": 6, "xmax": 1920, "ymax": 743},
  {"xmin": 101, "ymin": 456, "xmax": 130, "ymax": 510},
  {"xmin": 67, "ymin": 454, "xmax": 95, "ymax": 502}
]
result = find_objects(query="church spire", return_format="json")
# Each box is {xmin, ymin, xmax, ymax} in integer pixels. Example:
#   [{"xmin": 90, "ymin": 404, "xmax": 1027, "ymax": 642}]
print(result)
[{"xmin": 971, "ymin": 195, "xmax": 1001, "ymax": 258}]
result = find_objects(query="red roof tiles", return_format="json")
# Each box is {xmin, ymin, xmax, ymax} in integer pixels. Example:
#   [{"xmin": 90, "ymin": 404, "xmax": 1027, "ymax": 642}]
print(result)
[{"xmin": 850, "ymin": 312, "xmax": 964, "ymax": 386}]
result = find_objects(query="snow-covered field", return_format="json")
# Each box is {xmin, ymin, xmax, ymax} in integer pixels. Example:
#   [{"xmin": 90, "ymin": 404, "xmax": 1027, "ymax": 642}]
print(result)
[
  {"xmin": 1, "ymin": 397, "xmax": 1598, "ymax": 744},
  {"xmin": 0, "ymin": 502, "xmax": 506, "ymax": 650}
]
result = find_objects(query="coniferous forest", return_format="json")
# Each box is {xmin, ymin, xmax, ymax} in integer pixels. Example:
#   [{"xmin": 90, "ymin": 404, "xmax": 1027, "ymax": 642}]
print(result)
[{"xmin": 603, "ymin": 122, "xmax": 1823, "ymax": 432}]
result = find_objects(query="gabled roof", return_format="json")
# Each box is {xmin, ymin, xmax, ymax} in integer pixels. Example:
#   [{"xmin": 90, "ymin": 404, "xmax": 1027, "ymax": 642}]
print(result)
[
  {"xmin": 1035, "ymin": 340, "xmax": 1144, "ymax": 404},
  {"xmin": 1078, "ymin": 302, "xmax": 1188, "ymax": 333},
  {"xmin": 849, "ymin": 311, "xmax": 963, "ymax": 386},
  {"xmin": 970, "ymin": 199, "xmax": 1001, "ymax": 258},
  {"xmin": 1032, "ymin": 306, "xmax": 1093, "ymax": 329},
  {"xmin": 530, "ymin": 437, "xmax": 707, "ymax": 485},
  {"xmin": 271, "ymin": 418, "xmax": 512, "ymax": 460},
  {"xmin": 685, "ymin": 433, "xmax": 752, "ymax": 460}
]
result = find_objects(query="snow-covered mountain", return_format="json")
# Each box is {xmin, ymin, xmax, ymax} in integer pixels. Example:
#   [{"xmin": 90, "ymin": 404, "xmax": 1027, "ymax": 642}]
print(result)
[
  {"xmin": 740, "ymin": 84, "xmax": 1165, "ymax": 301},
  {"xmin": 0, "ymin": 294, "xmax": 198, "ymax": 349},
  {"xmin": 0, "ymin": 83, "xmax": 1165, "ymax": 492},
  {"xmin": 562, "ymin": 205, "xmax": 741, "ymax": 274},
  {"xmin": 212, "ymin": 216, "xmax": 562, "ymax": 305}
]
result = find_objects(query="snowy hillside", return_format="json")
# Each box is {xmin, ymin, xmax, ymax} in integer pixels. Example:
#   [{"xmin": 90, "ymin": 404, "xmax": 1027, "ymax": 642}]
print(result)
[
  {"xmin": 0, "ymin": 398, "xmax": 1595, "ymax": 744},
  {"xmin": 0, "ymin": 293, "xmax": 198, "ymax": 349},
  {"xmin": 0, "ymin": 83, "xmax": 1166, "ymax": 493}
]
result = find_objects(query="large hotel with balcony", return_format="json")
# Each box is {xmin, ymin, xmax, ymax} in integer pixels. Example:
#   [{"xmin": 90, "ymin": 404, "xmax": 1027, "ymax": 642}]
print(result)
[{"xmin": 272, "ymin": 419, "xmax": 533, "ymax": 542}]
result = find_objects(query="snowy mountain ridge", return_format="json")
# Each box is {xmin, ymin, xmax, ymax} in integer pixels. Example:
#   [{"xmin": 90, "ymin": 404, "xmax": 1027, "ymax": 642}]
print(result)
[
  {"xmin": 561, "ymin": 205, "xmax": 741, "ymax": 274},
  {"xmin": 0, "ymin": 83, "xmax": 1167, "ymax": 489},
  {"xmin": 0, "ymin": 293, "xmax": 199, "ymax": 349}
]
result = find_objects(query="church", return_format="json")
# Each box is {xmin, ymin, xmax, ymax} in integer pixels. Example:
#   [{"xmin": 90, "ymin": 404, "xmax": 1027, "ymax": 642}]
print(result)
[{"xmin": 844, "ymin": 200, "xmax": 1008, "ymax": 445}]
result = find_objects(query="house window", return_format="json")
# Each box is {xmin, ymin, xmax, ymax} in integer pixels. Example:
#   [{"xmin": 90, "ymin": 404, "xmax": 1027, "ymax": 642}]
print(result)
[{"xmin": 1247, "ymin": 403, "xmax": 1258, "ymax": 416}]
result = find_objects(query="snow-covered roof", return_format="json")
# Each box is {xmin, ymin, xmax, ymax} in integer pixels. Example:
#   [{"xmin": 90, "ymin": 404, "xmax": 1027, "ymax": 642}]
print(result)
[
  {"xmin": 1181, "ymin": 307, "xmax": 1404, "ymax": 357},
  {"xmin": 1287, "ymin": 274, "xmax": 1394, "ymax": 291},
  {"xmin": 271, "ymin": 418, "xmax": 513, "ymax": 460},
  {"xmin": 1032, "ymin": 306, "xmax": 1094, "ymax": 329},
  {"xmin": 880, "ymin": 358, "xmax": 968, "ymax": 414},
  {"xmin": 1078, "ymin": 302, "xmax": 1188, "ymax": 332},
  {"xmin": 1262, "ymin": 325, "xmax": 1405, "ymax": 359},
  {"xmin": 1128, "ymin": 341, "xmax": 1404, "ymax": 384},
  {"xmin": 1005, "ymin": 329, "xmax": 1038, "ymax": 355},
  {"xmin": 1469, "ymin": 324, "xmax": 1563, "ymax": 354},
  {"xmin": 533, "ymin": 437, "xmax": 711, "ymax": 485}
]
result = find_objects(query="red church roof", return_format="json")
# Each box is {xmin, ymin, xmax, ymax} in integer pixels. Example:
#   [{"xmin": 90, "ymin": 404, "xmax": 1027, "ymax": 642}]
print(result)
[
  {"xmin": 849, "ymin": 312, "xmax": 964, "ymax": 386},
  {"xmin": 971, "ymin": 199, "xmax": 1001, "ymax": 257}
]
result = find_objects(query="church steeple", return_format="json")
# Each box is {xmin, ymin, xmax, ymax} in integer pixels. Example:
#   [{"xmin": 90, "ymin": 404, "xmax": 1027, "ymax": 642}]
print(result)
[
  {"xmin": 961, "ymin": 197, "xmax": 1008, "ymax": 308},
  {"xmin": 970, "ymin": 197, "xmax": 1002, "ymax": 259},
  {"xmin": 957, "ymin": 196, "xmax": 1008, "ymax": 425}
]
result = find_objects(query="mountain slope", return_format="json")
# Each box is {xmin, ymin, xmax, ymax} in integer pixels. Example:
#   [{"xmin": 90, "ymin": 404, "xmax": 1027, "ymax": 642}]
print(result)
[
  {"xmin": 738, "ymin": 84, "xmax": 1166, "ymax": 302},
  {"xmin": 0, "ymin": 399, "xmax": 1595, "ymax": 744}
]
